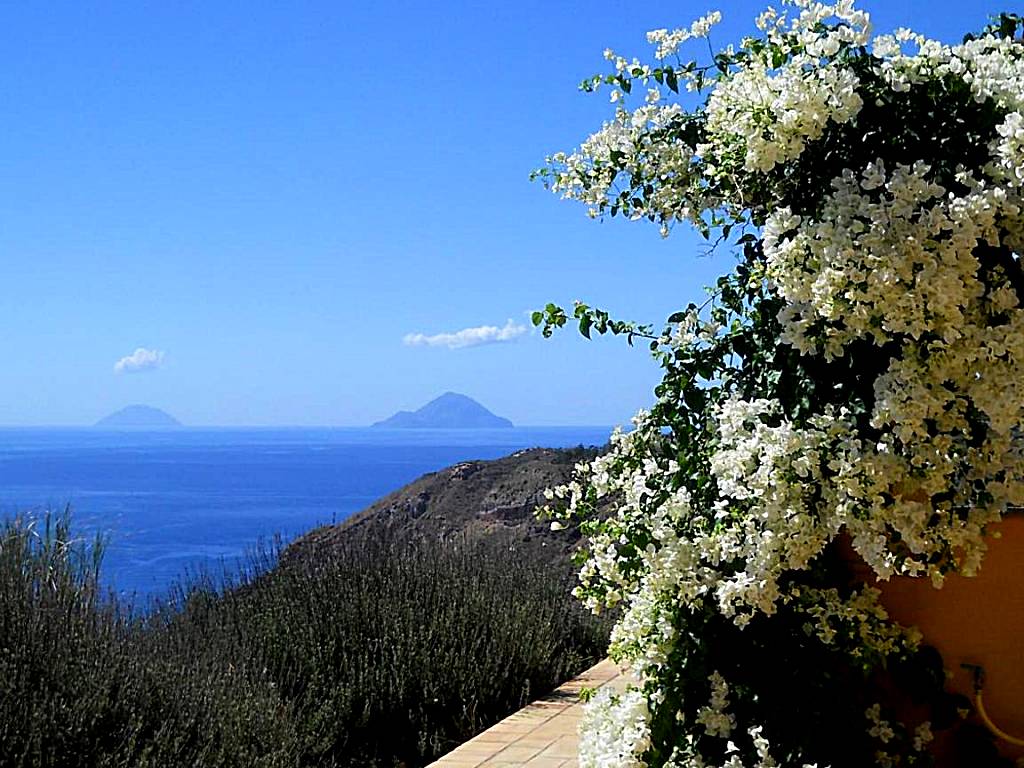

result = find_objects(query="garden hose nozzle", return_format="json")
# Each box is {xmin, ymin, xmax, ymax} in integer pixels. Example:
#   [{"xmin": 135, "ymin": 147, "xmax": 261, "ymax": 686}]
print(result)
[{"xmin": 961, "ymin": 663, "xmax": 1024, "ymax": 748}]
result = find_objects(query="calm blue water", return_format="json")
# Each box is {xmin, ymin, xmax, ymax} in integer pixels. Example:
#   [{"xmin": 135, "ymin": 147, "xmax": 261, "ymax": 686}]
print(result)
[{"xmin": 0, "ymin": 427, "xmax": 611, "ymax": 598}]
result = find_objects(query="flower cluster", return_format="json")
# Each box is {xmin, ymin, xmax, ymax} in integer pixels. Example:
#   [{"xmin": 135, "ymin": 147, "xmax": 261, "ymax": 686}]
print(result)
[
  {"xmin": 646, "ymin": 12, "xmax": 723, "ymax": 61},
  {"xmin": 763, "ymin": 161, "xmax": 1018, "ymax": 354},
  {"xmin": 704, "ymin": 49, "xmax": 864, "ymax": 173},
  {"xmin": 695, "ymin": 672, "xmax": 736, "ymax": 738},
  {"xmin": 579, "ymin": 688, "xmax": 652, "ymax": 768},
  {"xmin": 787, "ymin": 585, "xmax": 921, "ymax": 661},
  {"xmin": 537, "ymin": 2, "xmax": 1023, "ymax": 766},
  {"xmin": 995, "ymin": 111, "xmax": 1024, "ymax": 186}
]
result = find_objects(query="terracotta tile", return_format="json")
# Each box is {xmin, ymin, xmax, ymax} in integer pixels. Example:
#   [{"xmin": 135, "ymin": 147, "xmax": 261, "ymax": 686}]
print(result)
[
  {"xmin": 446, "ymin": 743, "xmax": 504, "ymax": 759},
  {"xmin": 538, "ymin": 736, "xmax": 579, "ymax": 759},
  {"xmin": 451, "ymin": 739, "xmax": 504, "ymax": 751},
  {"xmin": 489, "ymin": 722, "xmax": 538, "ymax": 735},
  {"xmin": 512, "ymin": 735, "xmax": 559, "ymax": 749},
  {"xmin": 506, "ymin": 711, "xmax": 553, "ymax": 725},
  {"xmin": 528, "ymin": 726, "xmax": 569, "ymax": 740},
  {"xmin": 557, "ymin": 706, "xmax": 584, "ymax": 723},
  {"xmin": 473, "ymin": 730, "xmax": 521, "ymax": 744},
  {"xmin": 494, "ymin": 745, "xmax": 544, "ymax": 762},
  {"xmin": 520, "ymin": 758, "xmax": 565, "ymax": 768},
  {"xmin": 525, "ymin": 732, "xmax": 562, "ymax": 745}
]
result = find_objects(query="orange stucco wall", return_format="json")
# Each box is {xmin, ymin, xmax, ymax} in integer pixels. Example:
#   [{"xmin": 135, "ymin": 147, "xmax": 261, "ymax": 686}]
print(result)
[{"xmin": 877, "ymin": 515, "xmax": 1024, "ymax": 758}]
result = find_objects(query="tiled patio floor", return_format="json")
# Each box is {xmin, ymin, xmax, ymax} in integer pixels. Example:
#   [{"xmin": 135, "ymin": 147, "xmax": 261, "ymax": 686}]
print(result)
[{"xmin": 426, "ymin": 659, "xmax": 630, "ymax": 768}]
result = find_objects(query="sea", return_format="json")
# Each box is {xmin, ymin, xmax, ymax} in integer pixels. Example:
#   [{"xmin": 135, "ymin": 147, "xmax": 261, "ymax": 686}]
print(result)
[{"xmin": 0, "ymin": 427, "xmax": 612, "ymax": 599}]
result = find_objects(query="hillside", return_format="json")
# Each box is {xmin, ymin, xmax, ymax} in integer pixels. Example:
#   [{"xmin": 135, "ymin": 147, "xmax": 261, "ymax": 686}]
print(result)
[{"xmin": 284, "ymin": 445, "xmax": 601, "ymax": 566}]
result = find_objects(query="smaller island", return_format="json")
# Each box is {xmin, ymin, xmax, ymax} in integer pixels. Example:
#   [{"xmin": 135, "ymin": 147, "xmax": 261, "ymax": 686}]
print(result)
[
  {"xmin": 372, "ymin": 392, "xmax": 513, "ymax": 429},
  {"xmin": 95, "ymin": 405, "xmax": 182, "ymax": 429}
]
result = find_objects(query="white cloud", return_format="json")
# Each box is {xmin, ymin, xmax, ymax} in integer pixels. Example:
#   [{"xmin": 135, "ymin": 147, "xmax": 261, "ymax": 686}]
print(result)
[
  {"xmin": 403, "ymin": 319, "xmax": 527, "ymax": 350},
  {"xmin": 114, "ymin": 347, "xmax": 165, "ymax": 374}
]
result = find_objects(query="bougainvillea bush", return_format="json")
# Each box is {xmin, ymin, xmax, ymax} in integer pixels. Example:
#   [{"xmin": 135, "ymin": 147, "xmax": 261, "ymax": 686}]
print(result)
[{"xmin": 535, "ymin": 2, "xmax": 1024, "ymax": 766}]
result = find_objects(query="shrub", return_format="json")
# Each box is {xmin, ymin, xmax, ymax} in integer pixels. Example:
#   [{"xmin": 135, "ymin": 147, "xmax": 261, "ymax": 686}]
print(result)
[{"xmin": 0, "ymin": 513, "xmax": 609, "ymax": 767}]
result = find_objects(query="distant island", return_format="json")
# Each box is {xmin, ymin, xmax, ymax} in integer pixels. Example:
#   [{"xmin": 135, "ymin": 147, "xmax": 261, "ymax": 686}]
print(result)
[
  {"xmin": 372, "ymin": 392, "xmax": 513, "ymax": 429},
  {"xmin": 95, "ymin": 405, "xmax": 181, "ymax": 429}
]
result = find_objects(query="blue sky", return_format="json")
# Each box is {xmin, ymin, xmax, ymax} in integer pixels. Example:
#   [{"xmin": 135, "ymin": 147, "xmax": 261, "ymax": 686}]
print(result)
[{"xmin": 0, "ymin": 0, "xmax": 1007, "ymax": 426}]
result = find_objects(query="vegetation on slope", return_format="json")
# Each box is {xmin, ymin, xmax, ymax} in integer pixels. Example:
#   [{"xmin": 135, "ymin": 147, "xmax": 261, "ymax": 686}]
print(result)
[{"xmin": 0, "ymin": 506, "xmax": 609, "ymax": 767}]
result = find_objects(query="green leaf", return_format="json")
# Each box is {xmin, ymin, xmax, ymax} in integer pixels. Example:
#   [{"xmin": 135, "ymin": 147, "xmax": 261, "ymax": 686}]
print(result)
[
  {"xmin": 665, "ymin": 68, "xmax": 679, "ymax": 93},
  {"xmin": 579, "ymin": 315, "xmax": 593, "ymax": 339}
]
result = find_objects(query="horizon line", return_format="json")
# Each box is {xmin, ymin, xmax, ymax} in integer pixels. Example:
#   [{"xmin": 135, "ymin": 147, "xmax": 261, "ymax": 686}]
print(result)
[{"xmin": 0, "ymin": 423, "xmax": 621, "ymax": 430}]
